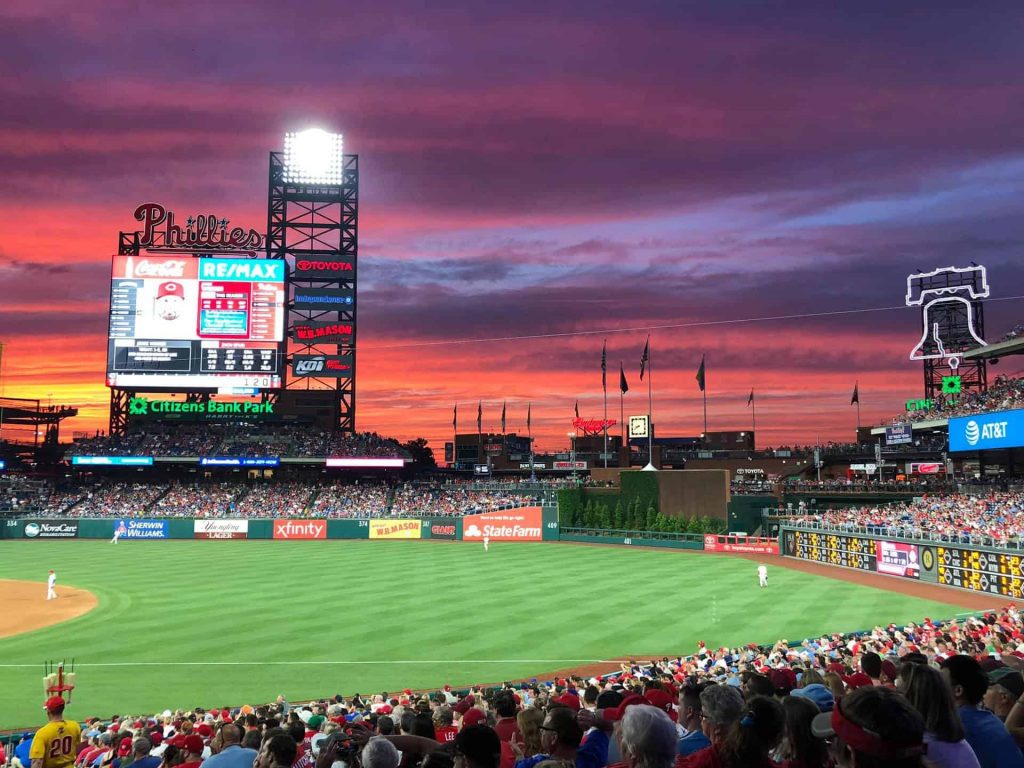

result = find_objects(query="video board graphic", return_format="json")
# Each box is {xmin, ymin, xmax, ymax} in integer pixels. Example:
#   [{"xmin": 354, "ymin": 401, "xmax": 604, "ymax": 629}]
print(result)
[{"xmin": 106, "ymin": 255, "xmax": 286, "ymax": 389}]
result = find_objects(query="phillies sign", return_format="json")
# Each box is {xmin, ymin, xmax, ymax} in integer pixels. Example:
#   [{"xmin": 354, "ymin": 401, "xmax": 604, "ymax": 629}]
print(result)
[
  {"xmin": 291, "ymin": 322, "xmax": 354, "ymax": 344},
  {"xmin": 134, "ymin": 202, "xmax": 263, "ymax": 253},
  {"xmin": 292, "ymin": 258, "xmax": 356, "ymax": 279}
]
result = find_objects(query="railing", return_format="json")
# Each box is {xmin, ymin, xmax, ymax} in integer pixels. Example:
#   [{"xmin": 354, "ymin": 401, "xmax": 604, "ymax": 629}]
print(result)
[{"xmin": 562, "ymin": 527, "xmax": 706, "ymax": 542}]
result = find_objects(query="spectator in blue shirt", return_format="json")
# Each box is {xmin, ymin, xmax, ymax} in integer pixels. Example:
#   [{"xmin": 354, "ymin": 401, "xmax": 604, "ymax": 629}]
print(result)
[
  {"xmin": 677, "ymin": 683, "xmax": 712, "ymax": 757},
  {"xmin": 942, "ymin": 655, "xmax": 1024, "ymax": 768}
]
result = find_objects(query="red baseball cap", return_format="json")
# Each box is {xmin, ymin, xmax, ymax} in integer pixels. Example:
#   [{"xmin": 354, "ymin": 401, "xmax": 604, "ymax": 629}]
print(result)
[
  {"xmin": 183, "ymin": 735, "xmax": 204, "ymax": 755},
  {"xmin": 555, "ymin": 693, "xmax": 581, "ymax": 711},
  {"xmin": 843, "ymin": 672, "xmax": 872, "ymax": 690},
  {"xmin": 44, "ymin": 696, "xmax": 66, "ymax": 712},
  {"xmin": 601, "ymin": 693, "xmax": 646, "ymax": 722},
  {"xmin": 157, "ymin": 282, "xmax": 183, "ymax": 299},
  {"xmin": 463, "ymin": 709, "xmax": 487, "ymax": 727},
  {"xmin": 643, "ymin": 690, "xmax": 677, "ymax": 721}
]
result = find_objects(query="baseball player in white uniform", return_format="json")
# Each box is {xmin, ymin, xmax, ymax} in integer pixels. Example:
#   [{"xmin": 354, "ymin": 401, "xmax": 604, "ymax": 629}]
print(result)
[
  {"xmin": 112, "ymin": 521, "xmax": 126, "ymax": 544},
  {"xmin": 483, "ymin": 535, "xmax": 489, "ymax": 552},
  {"xmin": 757, "ymin": 564, "xmax": 768, "ymax": 588},
  {"xmin": 47, "ymin": 569, "xmax": 57, "ymax": 600}
]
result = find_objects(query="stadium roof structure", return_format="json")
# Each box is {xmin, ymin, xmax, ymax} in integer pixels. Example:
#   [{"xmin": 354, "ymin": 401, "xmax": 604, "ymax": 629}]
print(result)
[{"xmin": 962, "ymin": 336, "xmax": 1024, "ymax": 361}]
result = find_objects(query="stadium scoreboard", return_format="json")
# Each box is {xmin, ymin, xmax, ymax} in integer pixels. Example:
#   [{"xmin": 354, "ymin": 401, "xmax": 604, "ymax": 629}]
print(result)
[
  {"xmin": 106, "ymin": 255, "xmax": 285, "ymax": 390},
  {"xmin": 782, "ymin": 526, "xmax": 1024, "ymax": 600}
]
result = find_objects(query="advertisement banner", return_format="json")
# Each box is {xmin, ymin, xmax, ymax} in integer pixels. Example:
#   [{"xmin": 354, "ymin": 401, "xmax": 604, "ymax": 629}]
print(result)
[
  {"xmin": 273, "ymin": 519, "xmax": 327, "ymax": 539},
  {"xmin": 462, "ymin": 507, "xmax": 543, "ymax": 542},
  {"xmin": 291, "ymin": 258, "xmax": 357, "ymax": 280},
  {"xmin": 427, "ymin": 520, "xmax": 457, "ymax": 540},
  {"xmin": 876, "ymin": 540, "xmax": 920, "ymax": 578},
  {"xmin": 23, "ymin": 521, "xmax": 79, "ymax": 539},
  {"xmin": 325, "ymin": 457, "xmax": 405, "ymax": 468},
  {"xmin": 72, "ymin": 456, "xmax": 154, "ymax": 466},
  {"xmin": 885, "ymin": 423, "xmax": 913, "ymax": 445},
  {"xmin": 292, "ymin": 287, "xmax": 354, "ymax": 311},
  {"xmin": 291, "ymin": 321, "xmax": 355, "ymax": 345},
  {"xmin": 703, "ymin": 534, "xmax": 780, "ymax": 554},
  {"xmin": 552, "ymin": 461, "xmax": 587, "ymax": 470},
  {"xmin": 116, "ymin": 519, "xmax": 169, "ymax": 539},
  {"xmin": 369, "ymin": 519, "xmax": 422, "ymax": 539},
  {"xmin": 199, "ymin": 457, "xmax": 280, "ymax": 467},
  {"xmin": 950, "ymin": 409, "xmax": 1024, "ymax": 452},
  {"xmin": 194, "ymin": 519, "xmax": 248, "ymax": 539},
  {"xmin": 908, "ymin": 462, "xmax": 945, "ymax": 475},
  {"xmin": 291, "ymin": 354, "xmax": 354, "ymax": 378}
]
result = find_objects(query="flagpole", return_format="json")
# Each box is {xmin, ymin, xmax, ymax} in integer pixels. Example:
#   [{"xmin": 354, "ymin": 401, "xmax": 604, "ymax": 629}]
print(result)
[
  {"xmin": 702, "ymin": 355, "xmax": 708, "ymax": 437},
  {"xmin": 528, "ymin": 404, "xmax": 535, "ymax": 483},
  {"xmin": 620, "ymin": 362, "xmax": 625, "ymax": 467},
  {"xmin": 751, "ymin": 393, "xmax": 756, "ymax": 447},
  {"xmin": 647, "ymin": 341, "xmax": 654, "ymax": 470}
]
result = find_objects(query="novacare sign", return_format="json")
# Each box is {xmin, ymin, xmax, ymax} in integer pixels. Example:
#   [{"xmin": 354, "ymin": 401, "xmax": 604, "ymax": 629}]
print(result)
[{"xmin": 949, "ymin": 408, "xmax": 1024, "ymax": 452}]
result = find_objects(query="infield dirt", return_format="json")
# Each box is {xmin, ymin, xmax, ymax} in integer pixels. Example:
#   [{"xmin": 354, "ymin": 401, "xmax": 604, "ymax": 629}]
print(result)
[{"xmin": 0, "ymin": 580, "xmax": 98, "ymax": 638}]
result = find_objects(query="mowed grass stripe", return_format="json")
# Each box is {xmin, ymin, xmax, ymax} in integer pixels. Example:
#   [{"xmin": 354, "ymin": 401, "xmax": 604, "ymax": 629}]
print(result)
[{"xmin": 0, "ymin": 540, "xmax": 960, "ymax": 728}]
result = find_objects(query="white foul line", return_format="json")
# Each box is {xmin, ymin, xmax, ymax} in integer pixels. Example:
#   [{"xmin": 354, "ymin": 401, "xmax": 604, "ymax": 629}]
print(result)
[{"xmin": 0, "ymin": 659, "xmax": 607, "ymax": 668}]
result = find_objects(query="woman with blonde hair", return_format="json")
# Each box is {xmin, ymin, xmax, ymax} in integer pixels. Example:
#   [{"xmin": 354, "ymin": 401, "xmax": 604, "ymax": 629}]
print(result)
[{"xmin": 517, "ymin": 707, "xmax": 544, "ymax": 757}]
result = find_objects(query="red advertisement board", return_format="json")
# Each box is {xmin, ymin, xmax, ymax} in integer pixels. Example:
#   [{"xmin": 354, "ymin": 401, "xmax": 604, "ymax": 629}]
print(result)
[
  {"xmin": 703, "ymin": 534, "xmax": 779, "ymax": 555},
  {"xmin": 273, "ymin": 520, "xmax": 327, "ymax": 539},
  {"xmin": 462, "ymin": 507, "xmax": 543, "ymax": 541},
  {"xmin": 876, "ymin": 540, "xmax": 920, "ymax": 578}
]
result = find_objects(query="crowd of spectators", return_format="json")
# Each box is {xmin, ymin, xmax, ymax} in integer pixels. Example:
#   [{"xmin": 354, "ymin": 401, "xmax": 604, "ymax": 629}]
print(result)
[
  {"xmin": 788, "ymin": 491, "xmax": 1024, "ymax": 546},
  {"xmin": 390, "ymin": 484, "xmax": 531, "ymax": 516},
  {"xmin": 234, "ymin": 483, "xmax": 316, "ymax": 518},
  {"xmin": 71, "ymin": 483, "xmax": 167, "ymax": 518},
  {"xmin": 67, "ymin": 427, "xmax": 409, "ymax": 461},
  {"xmin": 891, "ymin": 374, "xmax": 1024, "ymax": 424},
  {"xmin": 17, "ymin": 605, "xmax": 1024, "ymax": 768},
  {"xmin": 152, "ymin": 482, "xmax": 248, "ymax": 518},
  {"xmin": 307, "ymin": 481, "xmax": 390, "ymax": 517}
]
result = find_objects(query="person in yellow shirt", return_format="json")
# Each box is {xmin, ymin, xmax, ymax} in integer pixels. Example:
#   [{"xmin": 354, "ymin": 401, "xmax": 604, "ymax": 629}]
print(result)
[{"xmin": 30, "ymin": 697, "xmax": 81, "ymax": 768}]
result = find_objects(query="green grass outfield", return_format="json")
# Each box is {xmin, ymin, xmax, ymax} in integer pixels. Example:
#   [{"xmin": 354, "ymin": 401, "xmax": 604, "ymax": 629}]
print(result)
[{"xmin": 0, "ymin": 540, "xmax": 962, "ymax": 728}]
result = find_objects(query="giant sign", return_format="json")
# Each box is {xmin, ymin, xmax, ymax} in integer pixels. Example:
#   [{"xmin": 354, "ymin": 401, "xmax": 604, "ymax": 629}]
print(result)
[
  {"xmin": 462, "ymin": 507, "xmax": 543, "ymax": 542},
  {"xmin": 876, "ymin": 540, "xmax": 920, "ymax": 578},
  {"xmin": 291, "ymin": 321, "xmax": 354, "ymax": 345},
  {"xmin": 134, "ymin": 202, "xmax": 264, "ymax": 254},
  {"xmin": 106, "ymin": 255, "xmax": 285, "ymax": 390},
  {"xmin": 949, "ymin": 408, "xmax": 1024, "ymax": 452},
  {"xmin": 885, "ymin": 423, "xmax": 913, "ymax": 446},
  {"xmin": 116, "ymin": 519, "xmax": 169, "ymax": 539},
  {"xmin": 292, "ymin": 258, "xmax": 357, "ymax": 280},
  {"xmin": 72, "ymin": 456, "xmax": 154, "ymax": 466},
  {"xmin": 291, "ymin": 354, "xmax": 354, "ymax": 378},
  {"xmin": 369, "ymin": 519, "xmax": 422, "ymax": 539}
]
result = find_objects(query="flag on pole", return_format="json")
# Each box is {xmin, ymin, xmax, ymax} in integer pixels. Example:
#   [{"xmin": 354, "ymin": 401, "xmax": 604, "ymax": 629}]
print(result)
[
  {"xmin": 747, "ymin": 389, "xmax": 754, "ymax": 406},
  {"xmin": 851, "ymin": 383, "xmax": 859, "ymax": 405},
  {"xmin": 527, "ymin": 403, "xmax": 531, "ymax": 431},
  {"xmin": 574, "ymin": 400, "xmax": 579, "ymax": 419},
  {"xmin": 501, "ymin": 401, "xmax": 506, "ymax": 433},
  {"xmin": 453, "ymin": 403, "xmax": 457, "ymax": 430},
  {"xmin": 640, "ymin": 336, "xmax": 650, "ymax": 380},
  {"xmin": 696, "ymin": 355, "xmax": 706, "ymax": 392},
  {"xmin": 601, "ymin": 339, "xmax": 607, "ymax": 392},
  {"xmin": 477, "ymin": 401, "xmax": 482, "ymax": 432},
  {"xmin": 620, "ymin": 363, "xmax": 629, "ymax": 394}
]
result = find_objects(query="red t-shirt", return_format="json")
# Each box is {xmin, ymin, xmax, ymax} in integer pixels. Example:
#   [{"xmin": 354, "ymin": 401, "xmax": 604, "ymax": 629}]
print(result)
[
  {"xmin": 494, "ymin": 719, "xmax": 521, "ymax": 744},
  {"xmin": 680, "ymin": 745, "xmax": 778, "ymax": 768},
  {"xmin": 435, "ymin": 726, "xmax": 458, "ymax": 743}
]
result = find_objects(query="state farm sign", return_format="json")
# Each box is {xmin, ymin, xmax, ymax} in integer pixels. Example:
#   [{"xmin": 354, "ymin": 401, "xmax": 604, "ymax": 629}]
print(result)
[
  {"xmin": 273, "ymin": 520, "xmax": 326, "ymax": 539},
  {"xmin": 462, "ymin": 507, "xmax": 543, "ymax": 542}
]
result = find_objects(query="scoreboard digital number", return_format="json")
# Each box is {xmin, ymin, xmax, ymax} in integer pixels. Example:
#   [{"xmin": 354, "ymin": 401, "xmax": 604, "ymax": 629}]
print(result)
[
  {"xmin": 934, "ymin": 545, "xmax": 1024, "ymax": 599},
  {"xmin": 790, "ymin": 530, "xmax": 876, "ymax": 572}
]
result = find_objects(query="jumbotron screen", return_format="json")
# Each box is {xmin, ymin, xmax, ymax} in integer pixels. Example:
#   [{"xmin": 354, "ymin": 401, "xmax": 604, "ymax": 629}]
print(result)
[{"xmin": 106, "ymin": 255, "xmax": 286, "ymax": 390}]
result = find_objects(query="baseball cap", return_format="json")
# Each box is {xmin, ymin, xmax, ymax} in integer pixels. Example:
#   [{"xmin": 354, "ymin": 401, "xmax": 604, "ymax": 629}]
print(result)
[
  {"xmin": 157, "ymin": 282, "xmax": 183, "ymax": 299},
  {"xmin": 791, "ymin": 684, "xmax": 835, "ymax": 713},
  {"xmin": 555, "ymin": 693, "xmax": 581, "ymax": 712},
  {"xmin": 463, "ymin": 709, "xmax": 488, "ymax": 728},
  {"xmin": 643, "ymin": 690, "xmax": 677, "ymax": 721},
  {"xmin": 193, "ymin": 724, "xmax": 212, "ymax": 739},
  {"xmin": 453, "ymin": 695, "xmax": 476, "ymax": 715},
  {"xmin": 183, "ymin": 735, "xmax": 204, "ymax": 755},
  {"xmin": 306, "ymin": 715, "xmax": 325, "ymax": 731},
  {"xmin": 44, "ymin": 696, "xmax": 66, "ymax": 712},
  {"xmin": 989, "ymin": 667, "xmax": 1024, "ymax": 699},
  {"xmin": 600, "ymin": 693, "xmax": 646, "ymax": 722},
  {"xmin": 842, "ymin": 672, "xmax": 872, "ymax": 690}
]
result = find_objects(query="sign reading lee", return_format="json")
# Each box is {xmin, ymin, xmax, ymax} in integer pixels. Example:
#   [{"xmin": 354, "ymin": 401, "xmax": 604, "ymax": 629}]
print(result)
[{"xmin": 462, "ymin": 507, "xmax": 543, "ymax": 542}]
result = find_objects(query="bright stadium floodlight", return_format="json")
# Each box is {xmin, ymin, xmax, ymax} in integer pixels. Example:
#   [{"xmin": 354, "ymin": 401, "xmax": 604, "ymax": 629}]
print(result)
[{"xmin": 283, "ymin": 129, "xmax": 344, "ymax": 184}]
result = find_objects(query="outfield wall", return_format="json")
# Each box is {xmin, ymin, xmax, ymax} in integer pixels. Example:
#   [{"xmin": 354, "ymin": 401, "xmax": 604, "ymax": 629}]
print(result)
[
  {"xmin": 1, "ymin": 506, "xmax": 561, "ymax": 542},
  {"xmin": 779, "ymin": 524, "xmax": 1024, "ymax": 601}
]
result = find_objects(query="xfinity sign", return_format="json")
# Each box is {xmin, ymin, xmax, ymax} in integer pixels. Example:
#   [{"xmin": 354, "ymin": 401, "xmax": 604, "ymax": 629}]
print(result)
[{"xmin": 949, "ymin": 408, "xmax": 1024, "ymax": 452}]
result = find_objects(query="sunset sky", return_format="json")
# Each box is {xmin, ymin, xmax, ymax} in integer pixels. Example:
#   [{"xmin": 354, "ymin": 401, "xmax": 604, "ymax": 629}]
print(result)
[{"xmin": 2, "ymin": 1, "xmax": 1023, "ymax": 453}]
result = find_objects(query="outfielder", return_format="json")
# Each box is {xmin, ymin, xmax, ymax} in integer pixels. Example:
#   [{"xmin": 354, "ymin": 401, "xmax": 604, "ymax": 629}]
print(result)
[
  {"xmin": 757, "ymin": 564, "xmax": 768, "ymax": 588},
  {"xmin": 483, "ymin": 535, "xmax": 489, "ymax": 552},
  {"xmin": 47, "ymin": 570, "xmax": 57, "ymax": 600},
  {"xmin": 111, "ymin": 521, "xmax": 126, "ymax": 544}
]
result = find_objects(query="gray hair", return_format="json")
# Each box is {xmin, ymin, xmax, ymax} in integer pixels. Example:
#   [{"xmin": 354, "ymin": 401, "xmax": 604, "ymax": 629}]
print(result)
[
  {"xmin": 133, "ymin": 738, "xmax": 152, "ymax": 755},
  {"xmin": 618, "ymin": 705, "xmax": 677, "ymax": 768},
  {"xmin": 361, "ymin": 737, "xmax": 400, "ymax": 768},
  {"xmin": 700, "ymin": 684, "xmax": 743, "ymax": 727}
]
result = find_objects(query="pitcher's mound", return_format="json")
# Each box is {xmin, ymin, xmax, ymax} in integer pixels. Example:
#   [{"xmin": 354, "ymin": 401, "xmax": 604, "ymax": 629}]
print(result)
[{"xmin": 0, "ymin": 580, "xmax": 98, "ymax": 639}]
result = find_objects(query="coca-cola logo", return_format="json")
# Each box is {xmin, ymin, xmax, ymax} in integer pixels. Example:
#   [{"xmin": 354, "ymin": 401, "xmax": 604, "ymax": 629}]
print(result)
[
  {"xmin": 134, "ymin": 259, "xmax": 187, "ymax": 277},
  {"xmin": 295, "ymin": 260, "xmax": 353, "ymax": 272}
]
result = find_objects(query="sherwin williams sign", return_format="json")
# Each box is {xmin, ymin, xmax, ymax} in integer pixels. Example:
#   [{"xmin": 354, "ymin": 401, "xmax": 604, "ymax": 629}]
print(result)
[
  {"xmin": 369, "ymin": 519, "xmax": 422, "ymax": 539},
  {"xmin": 949, "ymin": 408, "xmax": 1024, "ymax": 452},
  {"xmin": 117, "ymin": 519, "xmax": 169, "ymax": 539}
]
